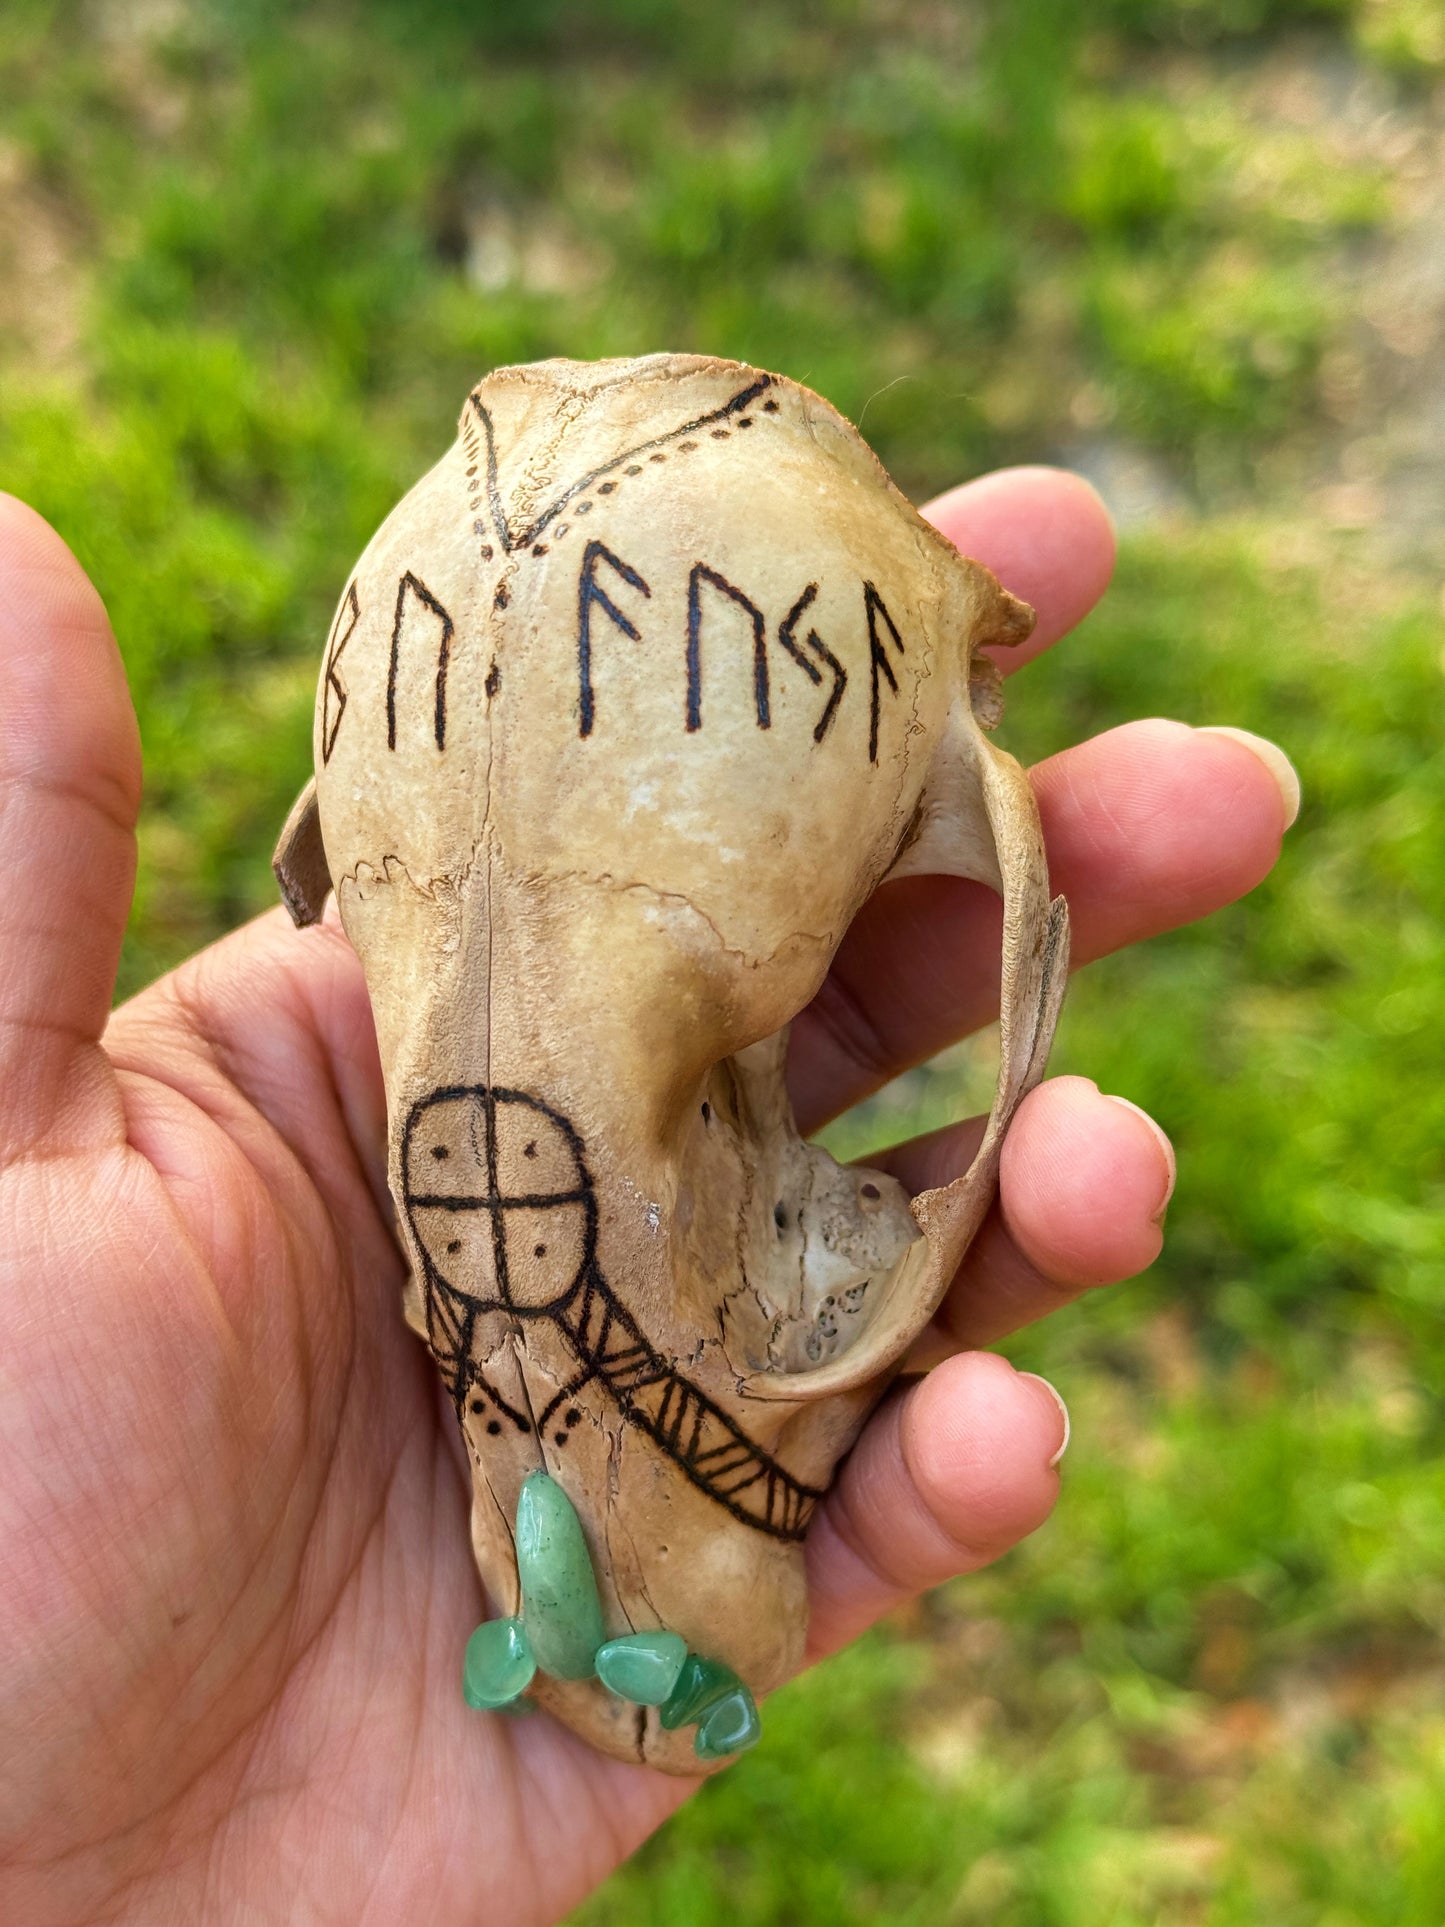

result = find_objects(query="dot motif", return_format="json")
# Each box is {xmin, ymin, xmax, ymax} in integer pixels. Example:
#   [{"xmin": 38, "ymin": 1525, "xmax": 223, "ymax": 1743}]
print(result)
[{"xmin": 461, "ymin": 388, "xmax": 782, "ymax": 566}]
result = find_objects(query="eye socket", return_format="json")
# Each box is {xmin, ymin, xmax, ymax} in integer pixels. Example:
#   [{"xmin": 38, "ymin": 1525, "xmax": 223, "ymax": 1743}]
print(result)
[{"xmin": 860, "ymin": 1182, "xmax": 881, "ymax": 1200}]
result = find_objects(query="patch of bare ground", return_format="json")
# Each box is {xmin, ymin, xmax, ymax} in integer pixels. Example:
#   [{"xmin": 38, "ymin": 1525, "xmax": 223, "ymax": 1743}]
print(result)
[
  {"xmin": 0, "ymin": 0, "xmax": 193, "ymax": 388},
  {"xmin": 1251, "ymin": 46, "xmax": 1445, "ymax": 573},
  {"xmin": 0, "ymin": 140, "xmax": 87, "ymax": 379},
  {"xmin": 1065, "ymin": 41, "xmax": 1445, "ymax": 581}
]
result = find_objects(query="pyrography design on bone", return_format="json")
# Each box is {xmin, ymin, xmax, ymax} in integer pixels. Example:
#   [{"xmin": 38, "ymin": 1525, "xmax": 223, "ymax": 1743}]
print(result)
[
  {"xmin": 402, "ymin": 1086, "xmax": 824, "ymax": 1542},
  {"xmin": 452, "ymin": 374, "xmax": 897, "ymax": 756},
  {"xmin": 321, "ymin": 579, "xmax": 359, "ymax": 765}
]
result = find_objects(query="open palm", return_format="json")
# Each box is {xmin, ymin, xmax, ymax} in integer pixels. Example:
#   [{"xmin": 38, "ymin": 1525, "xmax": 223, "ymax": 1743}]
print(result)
[{"xmin": 0, "ymin": 476, "xmax": 1292, "ymax": 1926}]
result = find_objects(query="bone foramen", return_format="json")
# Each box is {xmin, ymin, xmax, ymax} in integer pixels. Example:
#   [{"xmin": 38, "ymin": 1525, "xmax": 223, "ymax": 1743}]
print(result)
[{"xmin": 274, "ymin": 353, "xmax": 1069, "ymax": 1772}]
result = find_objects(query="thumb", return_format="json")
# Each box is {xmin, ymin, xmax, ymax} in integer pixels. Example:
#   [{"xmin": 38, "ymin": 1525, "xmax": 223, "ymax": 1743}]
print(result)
[{"xmin": 0, "ymin": 495, "xmax": 140, "ymax": 1158}]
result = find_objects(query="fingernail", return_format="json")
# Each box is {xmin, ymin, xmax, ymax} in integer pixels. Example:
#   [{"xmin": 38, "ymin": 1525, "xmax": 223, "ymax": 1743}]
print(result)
[
  {"xmin": 1019, "ymin": 1373, "xmax": 1070, "ymax": 1468},
  {"xmin": 1197, "ymin": 726, "xmax": 1301, "ymax": 830},
  {"xmin": 1104, "ymin": 1094, "xmax": 1176, "ymax": 1220}
]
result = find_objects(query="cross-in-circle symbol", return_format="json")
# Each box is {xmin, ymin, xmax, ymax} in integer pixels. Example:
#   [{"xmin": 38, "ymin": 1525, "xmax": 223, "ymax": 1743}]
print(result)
[
  {"xmin": 402, "ymin": 1087, "xmax": 597, "ymax": 1315},
  {"xmin": 402, "ymin": 1081, "xmax": 826, "ymax": 1541}
]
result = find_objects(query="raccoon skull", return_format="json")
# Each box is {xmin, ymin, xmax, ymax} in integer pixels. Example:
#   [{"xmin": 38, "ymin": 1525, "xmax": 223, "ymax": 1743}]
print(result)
[{"xmin": 274, "ymin": 353, "xmax": 1068, "ymax": 1772}]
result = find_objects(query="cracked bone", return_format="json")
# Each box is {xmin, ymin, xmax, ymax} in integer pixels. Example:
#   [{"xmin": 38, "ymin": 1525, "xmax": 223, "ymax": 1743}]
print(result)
[{"xmin": 274, "ymin": 353, "xmax": 1069, "ymax": 1771}]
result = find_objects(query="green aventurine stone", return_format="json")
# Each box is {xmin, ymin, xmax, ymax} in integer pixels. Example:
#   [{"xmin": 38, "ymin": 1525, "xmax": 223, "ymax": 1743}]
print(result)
[
  {"xmin": 694, "ymin": 1686, "xmax": 762, "ymax": 1762},
  {"xmin": 595, "ymin": 1631, "xmax": 688, "ymax": 1705},
  {"xmin": 463, "ymin": 1616, "xmax": 536, "ymax": 1710},
  {"xmin": 515, "ymin": 1471, "xmax": 607, "ymax": 1680},
  {"xmin": 657, "ymin": 1653, "xmax": 741, "ymax": 1731}
]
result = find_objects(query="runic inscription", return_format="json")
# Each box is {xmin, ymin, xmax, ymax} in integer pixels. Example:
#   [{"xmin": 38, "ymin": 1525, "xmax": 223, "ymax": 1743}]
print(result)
[
  {"xmin": 686, "ymin": 564, "xmax": 769, "ymax": 734},
  {"xmin": 387, "ymin": 572, "xmax": 455, "ymax": 752},
  {"xmin": 322, "ymin": 580, "xmax": 359, "ymax": 765},
  {"xmin": 577, "ymin": 540, "xmax": 650, "ymax": 739},
  {"xmin": 778, "ymin": 583, "xmax": 848, "ymax": 744},
  {"xmin": 864, "ymin": 579, "xmax": 905, "ymax": 764},
  {"xmin": 572, "ymin": 552, "xmax": 898, "ymax": 756},
  {"xmin": 401, "ymin": 1085, "xmax": 824, "ymax": 1542}
]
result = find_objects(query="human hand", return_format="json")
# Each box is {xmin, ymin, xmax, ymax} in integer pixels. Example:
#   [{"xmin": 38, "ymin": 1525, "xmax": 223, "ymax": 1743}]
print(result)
[{"xmin": 0, "ymin": 474, "xmax": 1293, "ymax": 1925}]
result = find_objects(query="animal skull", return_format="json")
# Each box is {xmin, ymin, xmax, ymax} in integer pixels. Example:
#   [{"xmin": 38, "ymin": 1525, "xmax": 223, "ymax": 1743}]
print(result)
[{"xmin": 274, "ymin": 354, "xmax": 1068, "ymax": 1771}]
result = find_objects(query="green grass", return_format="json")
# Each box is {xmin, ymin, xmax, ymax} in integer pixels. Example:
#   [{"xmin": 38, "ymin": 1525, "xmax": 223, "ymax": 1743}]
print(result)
[{"xmin": 1, "ymin": 1, "xmax": 1441, "ymax": 1919}]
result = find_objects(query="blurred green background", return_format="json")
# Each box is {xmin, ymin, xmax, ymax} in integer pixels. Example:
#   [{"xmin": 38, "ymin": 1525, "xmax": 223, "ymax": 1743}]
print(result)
[{"xmin": 2, "ymin": 0, "xmax": 1443, "ymax": 1918}]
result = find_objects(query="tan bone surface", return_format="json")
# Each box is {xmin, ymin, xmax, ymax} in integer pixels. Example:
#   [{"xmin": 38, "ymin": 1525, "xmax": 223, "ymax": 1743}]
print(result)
[{"xmin": 274, "ymin": 354, "xmax": 1069, "ymax": 1771}]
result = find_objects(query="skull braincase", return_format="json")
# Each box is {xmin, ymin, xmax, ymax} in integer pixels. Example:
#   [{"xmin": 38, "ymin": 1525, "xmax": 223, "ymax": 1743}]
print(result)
[{"xmin": 280, "ymin": 353, "xmax": 1067, "ymax": 1770}]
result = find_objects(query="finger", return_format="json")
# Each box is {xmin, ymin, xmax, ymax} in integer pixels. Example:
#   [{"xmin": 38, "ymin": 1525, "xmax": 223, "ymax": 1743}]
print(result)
[
  {"xmin": 0, "ymin": 496, "xmax": 141, "ymax": 1159},
  {"xmin": 921, "ymin": 465, "xmax": 1116, "ymax": 670},
  {"xmin": 872, "ymin": 1077, "xmax": 1174, "ymax": 1355},
  {"xmin": 106, "ymin": 903, "xmax": 389, "ymax": 1224},
  {"xmin": 790, "ymin": 718, "xmax": 1296, "ymax": 1132},
  {"xmin": 804, "ymin": 1352, "xmax": 1066, "ymax": 1659}
]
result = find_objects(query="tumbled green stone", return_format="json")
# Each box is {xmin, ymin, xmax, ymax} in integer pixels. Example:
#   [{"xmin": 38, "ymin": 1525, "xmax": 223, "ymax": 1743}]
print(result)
[
  {"xmin": 657, "ymin": 1653, "xmax": 740, "ymax": 1730},
  {"xmin": 515, "ymin": 1471, "xmax": 606, "ymax": 1680},
  {"xmin": 463, "ymin": 1616, "xmax": 536, "ymax": 1710},
  {"xmin": 595, "ymin": 1631, "xmax": 688, "ymax": 1705},
  {"xmin": 694, "ymin": 1686, "xmax": 762, "ymax": 1762}
]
